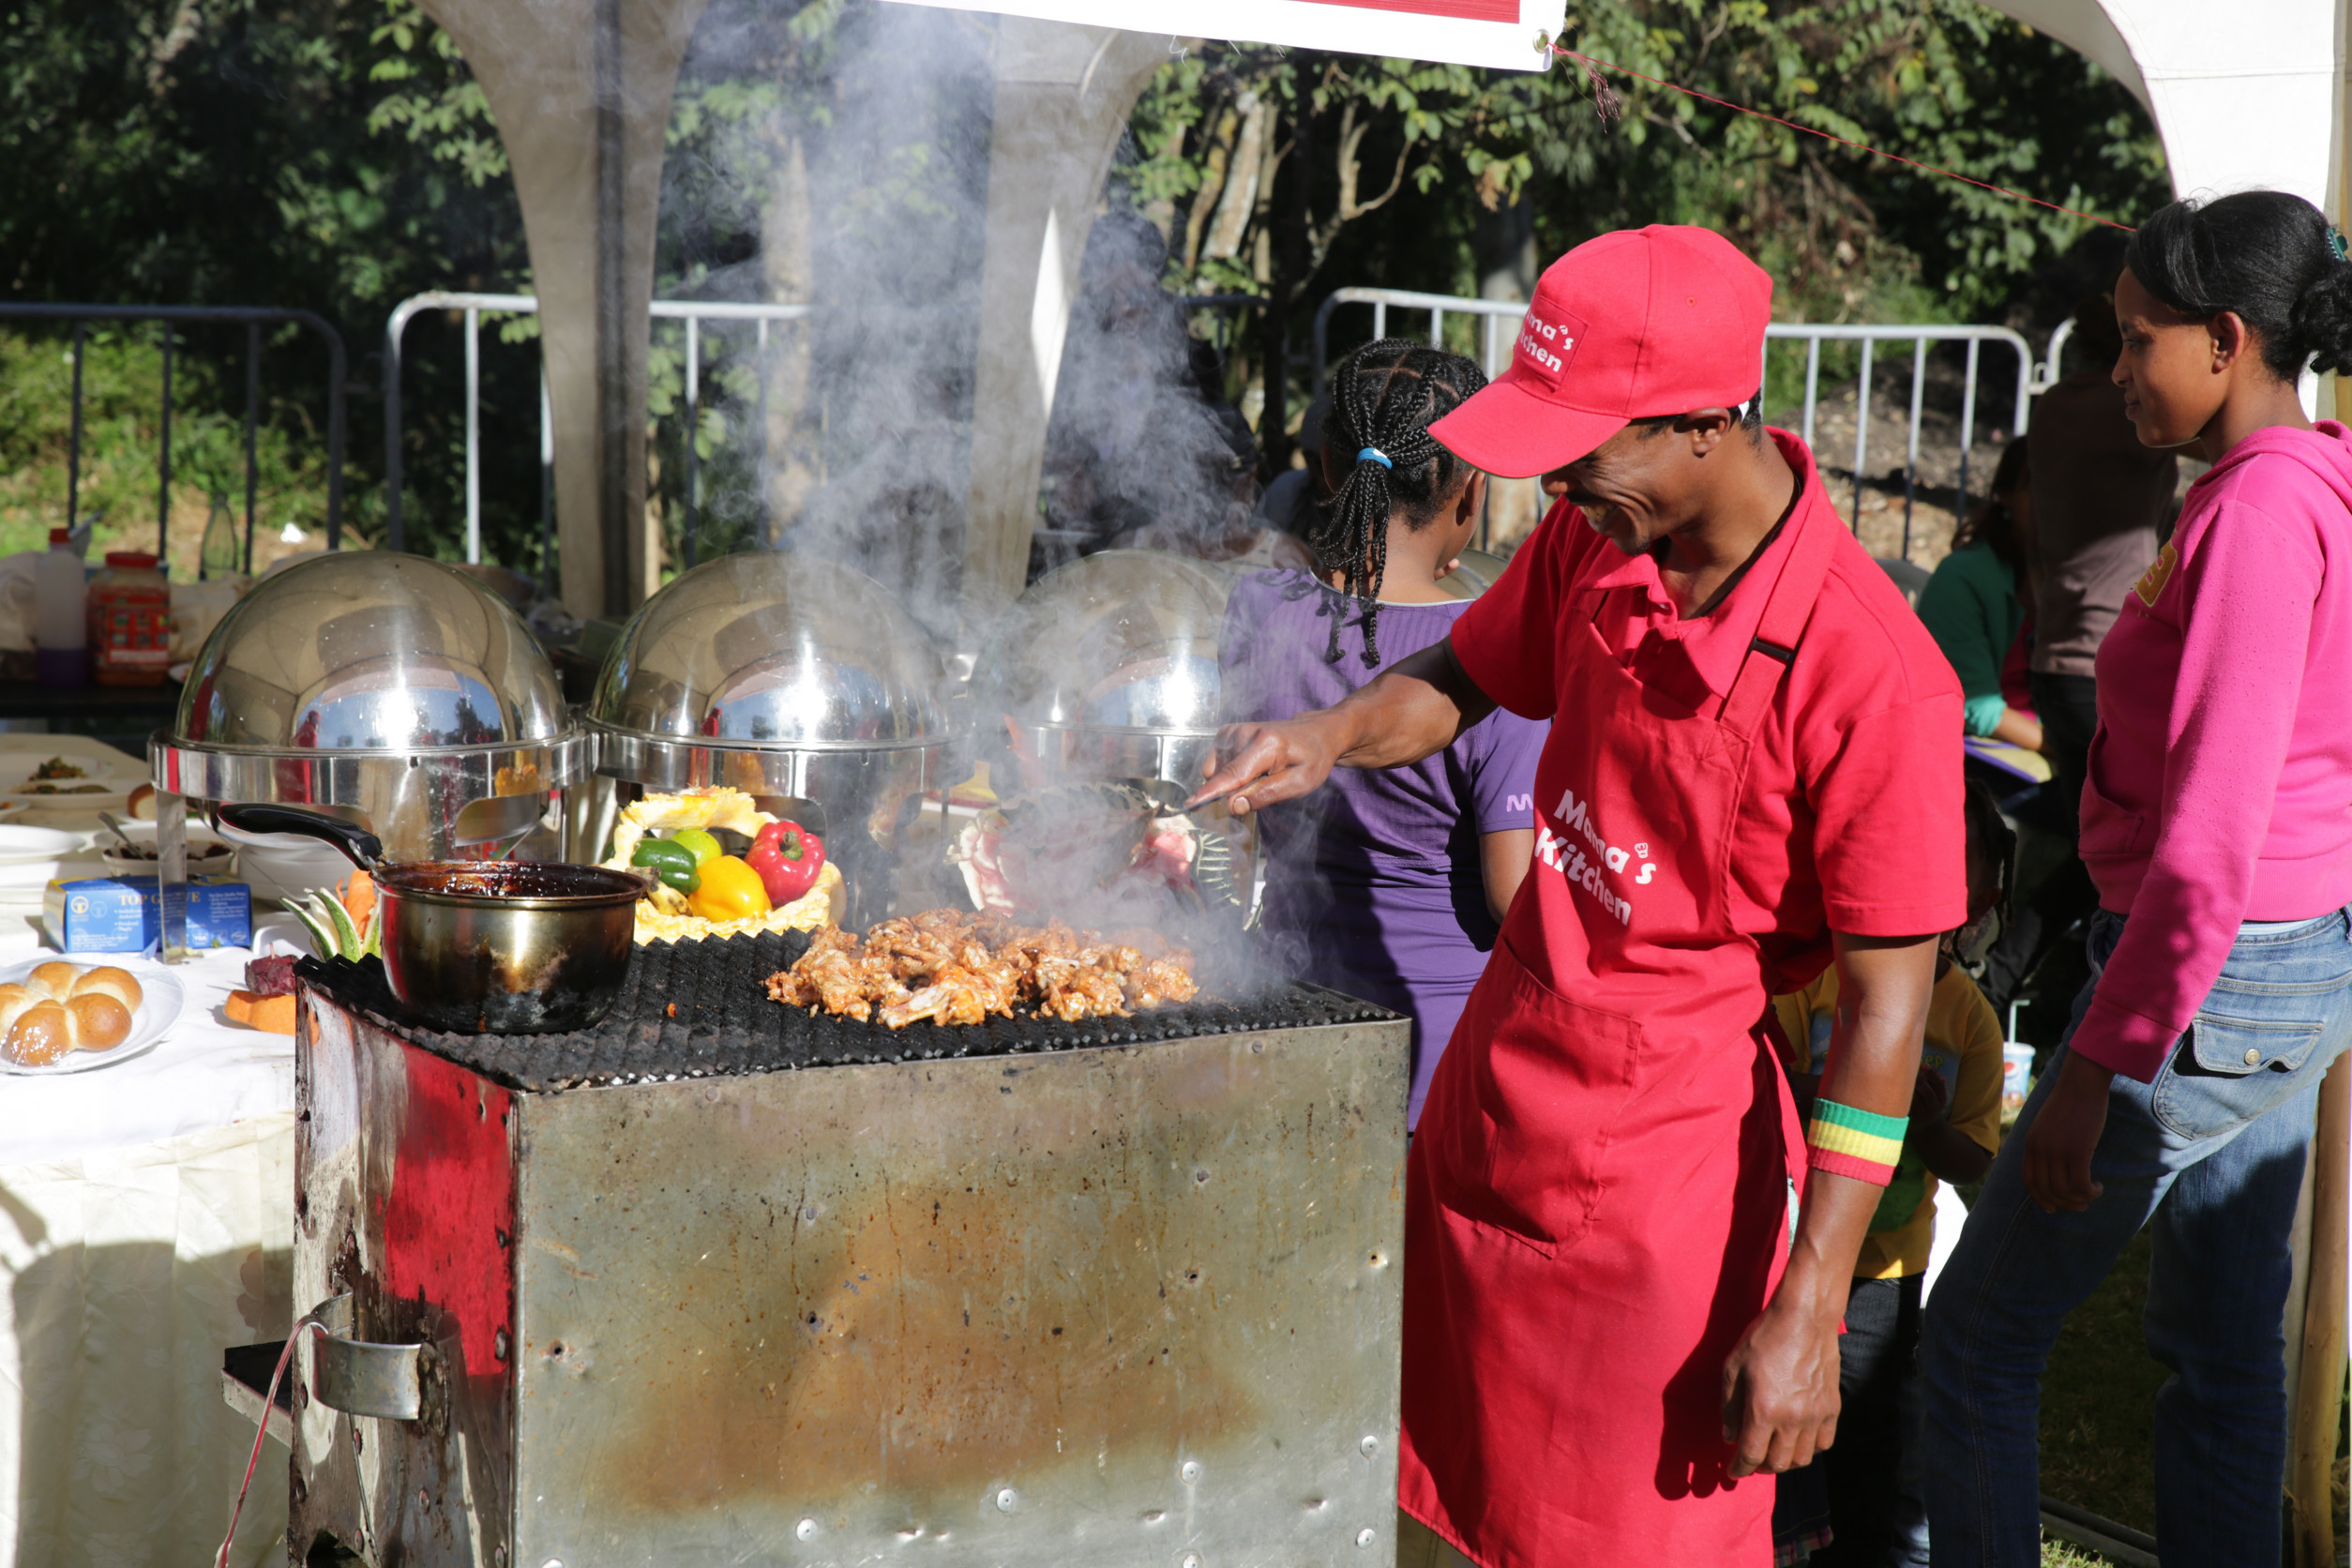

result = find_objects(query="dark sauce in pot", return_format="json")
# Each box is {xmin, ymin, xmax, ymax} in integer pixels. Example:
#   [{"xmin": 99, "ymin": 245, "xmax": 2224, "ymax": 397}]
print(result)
[{"xmin": 378, "ymin": 862, "xmax": 648, "ymax": 903}]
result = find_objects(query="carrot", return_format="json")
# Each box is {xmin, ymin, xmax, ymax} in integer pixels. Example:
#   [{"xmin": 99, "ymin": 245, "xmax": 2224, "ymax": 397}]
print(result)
[{"xmin": 338, "ymin": 869, "xmax": 376, "ymax": 937}]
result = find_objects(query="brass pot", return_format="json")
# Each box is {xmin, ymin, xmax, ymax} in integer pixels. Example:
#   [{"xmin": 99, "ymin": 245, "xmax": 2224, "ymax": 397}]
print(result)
[{"xmin": 219, "ymin": 804, "xmax": 645, "ymax": 1034}]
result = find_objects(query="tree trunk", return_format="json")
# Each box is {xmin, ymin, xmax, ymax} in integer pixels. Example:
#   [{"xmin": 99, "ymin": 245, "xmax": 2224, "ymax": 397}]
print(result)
[
  {"xmin": 2290, "ymin": 1055, "xmax": 2347, "ymax": 1568},
  {"xmin": 1202, "ymin": 92, "xmax": 1269, "ymax": 261},
  {"xmin": 1474, "ymin": 190, "xmax": 1537, "ymax": 311},
  {"xmin": 1470, "ymin": 188, "xmax": 1542, "ymax": 551}
]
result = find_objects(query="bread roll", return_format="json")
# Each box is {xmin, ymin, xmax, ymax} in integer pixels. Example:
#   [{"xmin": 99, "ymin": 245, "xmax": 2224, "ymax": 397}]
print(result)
[
  {"xmin": 4, "ymin": 1002, "xmax": 74, "ymax": 1066},
  {"xmin": 71, "ymin": 966, "xmax": 143, "ymax": 1012},
  {"xmin": 66, "ymin": 992, "xmax": 133, "ymax": 1050},
  {"xmin": 26, "ymin": 960, "xmax": 81, "ymax": 1001},
  {"xmin": 0, "ymin": 984, "xmax": 40, "ymax": 1050},
  {"xmin": 0, "ymin": 964, "xmax": 144, "ymax": 1064}
]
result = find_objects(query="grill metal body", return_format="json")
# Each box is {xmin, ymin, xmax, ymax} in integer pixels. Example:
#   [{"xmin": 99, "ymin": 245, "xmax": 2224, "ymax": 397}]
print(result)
[{"xmin": 289, "ymin": 951, "xmax": 1410, "ymax": 1568}]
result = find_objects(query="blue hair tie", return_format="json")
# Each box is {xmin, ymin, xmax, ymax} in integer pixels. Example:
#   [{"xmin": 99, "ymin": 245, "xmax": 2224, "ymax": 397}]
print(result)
[{"xmin": 1357, "ymin": 446, "xmax": 1394, "ymax": 469}]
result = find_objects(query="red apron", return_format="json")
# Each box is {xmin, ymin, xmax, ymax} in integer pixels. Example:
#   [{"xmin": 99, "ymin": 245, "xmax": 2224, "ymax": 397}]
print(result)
[{"xmin": 1397, "ymin": 509, "xmax": 1835, "ymax": 1567}]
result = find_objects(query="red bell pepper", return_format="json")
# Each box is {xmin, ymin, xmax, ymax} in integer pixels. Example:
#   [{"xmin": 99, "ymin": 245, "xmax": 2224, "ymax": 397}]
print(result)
[{"xmin": 747, "ymin": 819, "xmax": 825, "ymax": 905}]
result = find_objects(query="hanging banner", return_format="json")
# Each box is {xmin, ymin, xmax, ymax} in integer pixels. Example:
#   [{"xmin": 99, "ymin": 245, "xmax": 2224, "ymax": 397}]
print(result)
[{"xmin": 891, "ymin": 0, "xmax": 1565, "ymax": 73}]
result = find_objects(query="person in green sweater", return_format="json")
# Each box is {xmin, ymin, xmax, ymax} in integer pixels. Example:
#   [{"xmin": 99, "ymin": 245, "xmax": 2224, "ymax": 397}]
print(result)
[{"xmin": 1919, "ymin": 436, "xmax": 2043, "ymax": 751}]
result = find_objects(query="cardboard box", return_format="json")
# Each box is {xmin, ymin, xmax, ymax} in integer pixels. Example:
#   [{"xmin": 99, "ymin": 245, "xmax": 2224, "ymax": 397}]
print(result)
[{"xmin": 43, "ymin": 875, "xmax": 254, "ymax": 953}]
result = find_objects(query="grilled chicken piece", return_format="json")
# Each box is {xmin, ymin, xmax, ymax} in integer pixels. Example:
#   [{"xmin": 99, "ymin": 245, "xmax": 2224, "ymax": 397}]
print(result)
[
  {"xmin": 766, "ymin": 912, "xmax": 1198, "ymax": 1026},
  {"xmin": 1129, "ymin": 954, "xmax": 1199, "ymax": 1008},
  {"xmin": 1033, "ymin": 956, "xmax": 1129, "ymax": 1021},
  {"xmin": 882, "ymin": 962, "xmax": 1018, "ymax": 1029}
]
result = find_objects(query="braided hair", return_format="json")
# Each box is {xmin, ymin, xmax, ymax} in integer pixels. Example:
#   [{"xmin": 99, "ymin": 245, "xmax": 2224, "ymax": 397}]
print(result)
[{"xmin": 1311, "ymin": 339, "xmax": 1489, "ymax": 667}]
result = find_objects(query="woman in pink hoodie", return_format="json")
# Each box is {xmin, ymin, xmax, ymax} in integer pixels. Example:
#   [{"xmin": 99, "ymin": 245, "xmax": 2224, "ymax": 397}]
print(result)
[{"xmin": 1925, "ymin": 190, "xmax": 2352, "ymax": 1568}]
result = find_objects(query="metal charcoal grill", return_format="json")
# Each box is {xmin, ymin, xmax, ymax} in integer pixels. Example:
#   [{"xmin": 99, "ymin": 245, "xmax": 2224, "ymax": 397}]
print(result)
[{"xmin": 285, "ymin": 936, "xmax": 1410, "ymax": 1568}]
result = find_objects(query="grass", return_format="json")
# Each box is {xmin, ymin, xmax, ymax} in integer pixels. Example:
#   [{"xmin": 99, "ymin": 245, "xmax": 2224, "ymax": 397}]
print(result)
[
  {"xmin": 0, "ymin": 325, "xmax": 341, "ymax": 575},
  {"xmin": 2039, "ymin": 1229, "xmax": 2164, "ymax": 1537}
]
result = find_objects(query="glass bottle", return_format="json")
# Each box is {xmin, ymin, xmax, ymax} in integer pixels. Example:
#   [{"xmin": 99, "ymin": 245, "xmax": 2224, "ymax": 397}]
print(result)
[{"xmin": 200, "ymin": 492, "xmax": 240, "ymax": 580}]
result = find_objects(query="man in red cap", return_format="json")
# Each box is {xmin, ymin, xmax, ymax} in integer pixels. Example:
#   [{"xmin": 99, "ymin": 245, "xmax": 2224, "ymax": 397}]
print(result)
[{"xmin": 1194, "ymin": 226, "xmax": 1968, "ymax": 1562}]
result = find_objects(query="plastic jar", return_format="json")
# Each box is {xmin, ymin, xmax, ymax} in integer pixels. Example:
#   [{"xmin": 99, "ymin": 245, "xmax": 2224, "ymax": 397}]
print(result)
[{"xmin": 87, "ymin": 552, "xmax": 173, "ymax": 687}]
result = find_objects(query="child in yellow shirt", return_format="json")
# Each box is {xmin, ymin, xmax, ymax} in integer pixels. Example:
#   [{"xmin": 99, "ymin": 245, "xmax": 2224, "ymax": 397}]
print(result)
[{"xmin": 1771, "ymin": 781, "xmax": 2010, "ymax": 1566}]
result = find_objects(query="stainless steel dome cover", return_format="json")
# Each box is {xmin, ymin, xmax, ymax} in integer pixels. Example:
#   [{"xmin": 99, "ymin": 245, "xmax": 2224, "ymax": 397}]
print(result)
[
  {"xmin": 151, "ymin": 552, "xmax": 586, "ymax": 861},
  {"xmin": 586, "ymin": 551, "xmax": 951, "ymax": 796},
  {"xmin": 973, "ymin": 550, "xmax": 1238, "ymax": 788},
  {"xmin": 170, "ymin": 552, "xmax": 569, "ymax": 752}
]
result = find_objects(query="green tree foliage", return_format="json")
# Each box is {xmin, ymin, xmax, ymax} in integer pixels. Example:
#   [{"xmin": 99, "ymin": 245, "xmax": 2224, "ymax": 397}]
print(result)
[
  {"xmin": 1124, "ymin": 0, "xmax": 2166, "ymax": 460},
  {"xmin": 0, "ymin": 326, "xmax": 328, "ymax": 572},
  {"xmin": 0, "ymin": 0, "xmax": 535, "ymax": 565}
]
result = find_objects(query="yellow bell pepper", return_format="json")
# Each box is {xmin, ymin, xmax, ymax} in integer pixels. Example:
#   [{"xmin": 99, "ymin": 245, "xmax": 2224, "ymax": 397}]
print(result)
[{"xmin": 686, "ymin": 854, "xmax": 773, "ymax": 923}]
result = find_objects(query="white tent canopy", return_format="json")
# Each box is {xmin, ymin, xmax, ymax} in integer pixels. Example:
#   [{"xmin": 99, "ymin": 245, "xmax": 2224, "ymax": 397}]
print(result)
[
  {"xmin": 902, "ymin": 0, "xmax": 1567, "ymax": 73},
  {"xmin": 1991, "ymin": 0, "xmax": 2343, "ymax": 209}
]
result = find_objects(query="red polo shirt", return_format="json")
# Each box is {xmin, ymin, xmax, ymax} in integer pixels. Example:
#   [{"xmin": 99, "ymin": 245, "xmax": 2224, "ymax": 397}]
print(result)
[{"xmin": 1451, "ymin": 431, "xmax": 1968, "ymax": 1003}]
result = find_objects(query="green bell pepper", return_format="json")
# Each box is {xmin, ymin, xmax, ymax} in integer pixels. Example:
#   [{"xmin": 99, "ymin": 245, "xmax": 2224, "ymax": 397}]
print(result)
[{"xmin": 630, "ymin": 836, "xmax": 701, "ymax": 893}]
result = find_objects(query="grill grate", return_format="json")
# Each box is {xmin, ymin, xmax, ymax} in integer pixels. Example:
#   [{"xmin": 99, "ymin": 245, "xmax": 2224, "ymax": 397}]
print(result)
[{"xmin": 297, "ymin": 931, "xmax": 1397, "ymax": 1093}]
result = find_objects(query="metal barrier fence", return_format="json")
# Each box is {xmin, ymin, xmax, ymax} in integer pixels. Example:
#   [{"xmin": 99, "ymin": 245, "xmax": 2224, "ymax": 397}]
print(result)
[
  {"xmin": 387, "ymin": 292, "xmax": 1282, "ymax": 571},
  {"xmin": 1314, "ymin": 287, "xmax": 2043, "ymax": 552},
  {"xmin": 0, "ymin": 304, "xmax": 348, "ymax": 564},
  {"xmin": 383, "ymin": 293, "xmax": 818, "ymax": 570}
]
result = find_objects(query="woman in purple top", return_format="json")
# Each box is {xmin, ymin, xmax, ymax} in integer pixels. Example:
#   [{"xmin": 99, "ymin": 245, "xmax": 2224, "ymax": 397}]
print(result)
[{"xmin": 1220, "ymin": 339, "xmax": 1548, "ymax": 1126}]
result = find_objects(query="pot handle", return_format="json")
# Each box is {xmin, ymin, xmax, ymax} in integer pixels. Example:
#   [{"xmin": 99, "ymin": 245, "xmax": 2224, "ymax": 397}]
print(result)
[{"xmin": 214, "ymin": 803, "xmax": 384, "ymax": 872}]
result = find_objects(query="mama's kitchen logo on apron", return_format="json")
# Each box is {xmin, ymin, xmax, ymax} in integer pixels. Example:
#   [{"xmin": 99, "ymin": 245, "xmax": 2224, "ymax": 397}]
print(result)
[{"xmin": 1535, "ymin": 786, "xmax": 1657, "ymax": 926}]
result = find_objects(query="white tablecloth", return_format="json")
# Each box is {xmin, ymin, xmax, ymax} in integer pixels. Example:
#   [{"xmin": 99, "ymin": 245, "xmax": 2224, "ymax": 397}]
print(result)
[{"xmin": 0, "ymin": 738, "xmax": 303, "ymax": 1568}]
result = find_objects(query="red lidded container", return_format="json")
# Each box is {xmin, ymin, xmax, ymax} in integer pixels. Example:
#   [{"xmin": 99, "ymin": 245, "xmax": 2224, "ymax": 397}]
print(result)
[{"xmin": 88, "ymin": 551, "xmax": 173, "ymax": 687}]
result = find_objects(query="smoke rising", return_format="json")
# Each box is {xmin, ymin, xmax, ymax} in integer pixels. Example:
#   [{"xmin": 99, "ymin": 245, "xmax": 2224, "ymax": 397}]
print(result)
[{"xmin": 661, "ymin": 1, "xmax": 1259, "ymax": 652}]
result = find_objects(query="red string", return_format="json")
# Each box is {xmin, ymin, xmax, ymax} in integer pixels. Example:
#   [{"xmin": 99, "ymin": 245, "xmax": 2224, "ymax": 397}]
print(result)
[{"xmin": 1548, "ymin": 44, "xmax": 2136, "ymax": 234}]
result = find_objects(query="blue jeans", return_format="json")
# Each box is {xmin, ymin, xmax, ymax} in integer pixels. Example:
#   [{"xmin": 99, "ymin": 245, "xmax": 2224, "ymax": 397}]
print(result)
[
  {"xmin": 1775, "ymin": 1273, "xmax": 1932, "ymax": 1566},
  {"xmin": 1922, "ymin": 906, "xmax": 2352, "ymax": 1568}
]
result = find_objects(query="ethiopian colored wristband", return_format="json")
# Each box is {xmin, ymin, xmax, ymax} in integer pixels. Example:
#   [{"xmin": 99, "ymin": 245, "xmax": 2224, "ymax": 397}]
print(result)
[{"xmin": 1807, "ymin": 1098, "xmax": 1908, "ymax": 1186}]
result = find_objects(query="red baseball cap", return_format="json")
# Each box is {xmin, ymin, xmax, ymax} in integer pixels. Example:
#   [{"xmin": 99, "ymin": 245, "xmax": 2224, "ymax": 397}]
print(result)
[{"xmin": 1430, "ymin": 225, "xmax": 1773, "ymax": 478}]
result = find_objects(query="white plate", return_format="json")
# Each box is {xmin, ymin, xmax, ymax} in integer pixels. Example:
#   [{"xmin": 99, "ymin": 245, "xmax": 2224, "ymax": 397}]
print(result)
[
  {"xmin": 0, "ymin": 824, "xmax": 91, "ymax": 889},
  {"xmin": 0, "ymin": 958, "xmax": 189, "ymax": 1076},
  {"xmin": 0, "ymin": 824, "xmax": 85, "ymax": 862},
  {"xmin": 6, "ymin": 783, "xmax": 131, "ymax": 814},
  {"xmin": 8, "ymin": 755, "xmax": 119, "ymax": 784}
]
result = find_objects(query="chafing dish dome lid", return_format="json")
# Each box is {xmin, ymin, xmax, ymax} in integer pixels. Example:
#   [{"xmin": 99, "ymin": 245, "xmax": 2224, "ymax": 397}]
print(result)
[
  {"xmin": 976, "ymin": 550, "xmax": 1236, "ymax": 734},
  {"xmin": 173, "ymin": 553, "xmax": 568, "ymax": 752},
  {"xmin": 587, "ymin": 552, "xmax": 948, "ymax": 748}
]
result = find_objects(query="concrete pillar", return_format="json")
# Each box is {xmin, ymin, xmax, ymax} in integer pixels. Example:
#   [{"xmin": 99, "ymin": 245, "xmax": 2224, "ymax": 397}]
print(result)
[
  {"xmin": 960, "ymin": 22, "xmax": 1167, "ymax": 615},
  {"xmin": 416, "ymin": 0, "xmax": 712, "ymax": 618}
]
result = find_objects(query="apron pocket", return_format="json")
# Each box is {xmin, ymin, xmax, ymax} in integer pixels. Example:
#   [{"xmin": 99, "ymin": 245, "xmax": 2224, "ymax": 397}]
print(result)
[{"xmin": 1432, "ymin": 949, "xmax": 1642, "ymax": 1258}]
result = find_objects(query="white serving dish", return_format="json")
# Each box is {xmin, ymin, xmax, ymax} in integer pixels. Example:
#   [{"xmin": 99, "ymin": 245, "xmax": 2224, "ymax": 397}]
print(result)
[
  {"xmin": 216, "ymin": 821, "xmax": 355, "ymax": 903},
  {"xmin": 0, "ymin": 824, "xmax": 91, "ymax": 891},
  {"xmin": 7, "ymin": 781, "xmax": 133, "ymax": 815},
  {"xmin": 98, "ymin": 822, "xmax": 237, "ymax": 880},
  {"xmin": 0, "ymin": 957, "xmax": 189, "ymax": 1076}
]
